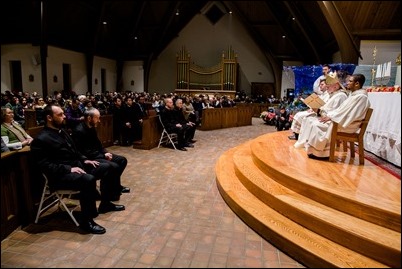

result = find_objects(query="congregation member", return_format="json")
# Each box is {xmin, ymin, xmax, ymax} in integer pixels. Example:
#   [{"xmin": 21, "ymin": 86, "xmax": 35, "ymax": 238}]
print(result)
[
  {"xmin": 72, "ymin": 107, "xmax": 130, "ymax": 201},
  {"xmin": 30, "ymin": 104, "xmax": 125, "ymax": 234},
  {"xmin": 159, "ymin": 98, "xmax": 194, "ymax": 151},
  {"xmin": 294, "ymin": 74, "xmax": 370, "ymax": 160},
  {"xmin": 1, "ymin": 107, "xmax": 33, "ymax": 150},
  {"xmin": 121, "ymin": 96, "xmax": 137, "ymax": 146},
  {"xmin": 131, "ymin": 95, "xmax": 148, "ymax": 145},
  {"xmin": 289, "ymin": 72, "xmax": 348, "ymax": 140},
  {"xmin": 275, "ymin": 106, "xmax": 292, "ymax": 131},
  {"xmin": 64, "ymin": 97, "xmax": 84, "ymax": 134},
  {"xmin": 110, "ymin": 96, "xmax": 125, "ymax": 145},
  {"xmin": 175, "ymin": 98, "xmax": 197, "ymax": 143}
]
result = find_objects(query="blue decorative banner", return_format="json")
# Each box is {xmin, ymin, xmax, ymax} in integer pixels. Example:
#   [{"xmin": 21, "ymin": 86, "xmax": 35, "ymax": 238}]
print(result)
[{"xmin": 288, "ymin": 63, "xmax": 356, "ymax": 96}]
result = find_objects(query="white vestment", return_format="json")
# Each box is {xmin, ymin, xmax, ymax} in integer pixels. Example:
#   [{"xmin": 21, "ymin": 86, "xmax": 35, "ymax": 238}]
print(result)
[
  {"xmin": 290, "ymin": 90, "xmax": 348, "ymax": 134},
  {"xmin": 294, "ymin": 89, "xmax": 370, "ymax": 157}
]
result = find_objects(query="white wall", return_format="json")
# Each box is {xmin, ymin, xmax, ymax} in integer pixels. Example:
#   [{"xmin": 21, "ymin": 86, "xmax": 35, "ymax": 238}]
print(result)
[
  {"xmin": 122, "ymin": 61, "xmax": 144, "ymax": 93},
  {"xmin": 93, "ymin": 56, "xmax": 117, "ymax": 94},
  {"xmin": 149, "ymin": 12, "xmax": 274, "ymax": 95},
  {"xmin": 1, "ymin": 44, "xmax": 42, "ymax": 93}
]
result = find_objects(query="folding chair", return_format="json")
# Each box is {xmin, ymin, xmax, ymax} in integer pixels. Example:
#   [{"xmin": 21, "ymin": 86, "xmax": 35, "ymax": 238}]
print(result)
[
  {"xmin": 35, "ymin": 173, "xmax": 80, "ymax": 226},
  {"xmin": 157, "ymin": 114, "xmax": 178, "ymax": 150}
]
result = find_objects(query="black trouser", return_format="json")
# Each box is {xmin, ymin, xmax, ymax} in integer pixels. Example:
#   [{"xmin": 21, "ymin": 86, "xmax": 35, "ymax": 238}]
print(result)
[
  {"xmin": 168, "ymin": 124, "xmax": 191, "ymax": 147},
  {"xmin": 51, "ymin": 173, "xmax": 98, "ymax": 221},
  {"xmin": 97, "ymin": 154, "xmax": 127, "ymax": 193},
  {"xmin": 84, "ymin": 161, "xmax": 121, "ymax": 202},
  {"xmin": 132, "ymin": 121, "xmax": 143, "ymax": 141}
]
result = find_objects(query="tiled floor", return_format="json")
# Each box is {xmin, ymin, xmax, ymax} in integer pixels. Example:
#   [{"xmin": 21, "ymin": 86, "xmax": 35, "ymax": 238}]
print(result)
[{"xmin": 1, "ymin": 118, "xmax": 305, "ymax": 268}]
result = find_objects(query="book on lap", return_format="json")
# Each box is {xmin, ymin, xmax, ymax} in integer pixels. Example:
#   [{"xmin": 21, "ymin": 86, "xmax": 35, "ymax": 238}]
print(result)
[{"xmin": 302, "ymin": 93, "xmax": 325, "ymax": 109}]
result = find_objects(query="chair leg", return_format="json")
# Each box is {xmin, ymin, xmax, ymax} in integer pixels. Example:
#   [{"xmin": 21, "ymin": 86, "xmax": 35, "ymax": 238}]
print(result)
[
  {"xmin": 358, "ymin": 142, "xmax": 365, "ymax": 165},
  {"xmin": 329, "ymin": 137, "xmax": 336, "ymax": 162},
  {"xmin": 349, "ymin": 142, "xmax": 355, "ymax": 158},
  {"xmin": 35, "ymin": 184, "xmax": 49, "ymax": 224},
  {"xmin": 158, "ymin": 131, "xmax": 165, "ymax": 148},
  {"xmin": 55, "ymin": 193, "xmax": 80, "ymax": 226}
]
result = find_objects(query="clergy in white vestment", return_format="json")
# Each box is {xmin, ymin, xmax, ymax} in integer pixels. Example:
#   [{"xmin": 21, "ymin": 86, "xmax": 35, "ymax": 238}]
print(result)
[
  {"xmin": 312, "ymin": 64, "xmax": 331, "ymax": 95},
  {"xmin": 294, "ymin": 74, "xmax": 371, "ymax": 159},
  {"xmin": 289, "ymin": 72, "xmax": 348, "ymax": 140}
]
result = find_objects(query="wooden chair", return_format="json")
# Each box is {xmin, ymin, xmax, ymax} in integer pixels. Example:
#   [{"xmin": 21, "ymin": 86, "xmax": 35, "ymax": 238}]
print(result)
[{"xmin": 329, "ymin": 108, "xmax": 373, "ymax": 165}]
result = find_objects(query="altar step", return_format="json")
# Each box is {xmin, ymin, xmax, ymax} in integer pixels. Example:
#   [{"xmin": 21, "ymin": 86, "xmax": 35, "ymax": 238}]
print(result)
[{"xmin": 215, "ymin": 132, "xmax": 401, "ymax": 268}]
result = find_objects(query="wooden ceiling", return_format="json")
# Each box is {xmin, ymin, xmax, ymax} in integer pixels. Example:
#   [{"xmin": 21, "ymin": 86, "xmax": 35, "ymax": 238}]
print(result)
[{"xmin": 1, "ymin": 1, "xmax": 400, "ymax": 66}]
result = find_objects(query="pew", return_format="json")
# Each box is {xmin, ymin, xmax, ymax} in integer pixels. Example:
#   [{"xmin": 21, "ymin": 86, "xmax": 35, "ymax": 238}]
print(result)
[
  {"xmin": 200, "ymin": 106, "xmax": 253, "ymax": 131},
  {"xmin": 132, "ymin": 115, "xmax": 163, "ymax": 150}
]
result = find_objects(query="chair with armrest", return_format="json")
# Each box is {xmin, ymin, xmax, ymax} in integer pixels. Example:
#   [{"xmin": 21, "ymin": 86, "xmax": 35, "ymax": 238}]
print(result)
[
  {"xmin": 329, "ymin": 108, "xmax": 373, "ymax": 165},
  {"xmin": 35, "ymin": 173, "xmax": 80, "ymax": 226}
]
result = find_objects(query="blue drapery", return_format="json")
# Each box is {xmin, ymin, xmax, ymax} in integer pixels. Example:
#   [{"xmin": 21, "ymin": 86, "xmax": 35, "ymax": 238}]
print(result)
[{"xmin": 288, "ymin": 63, "xmax": 356, "ymax": 96}]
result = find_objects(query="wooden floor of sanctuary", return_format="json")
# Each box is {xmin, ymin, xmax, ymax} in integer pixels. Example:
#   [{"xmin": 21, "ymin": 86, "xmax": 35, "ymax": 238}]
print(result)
[{"xmin": 215, "ymin": 131, "xmax": 401, "ymax": 268}]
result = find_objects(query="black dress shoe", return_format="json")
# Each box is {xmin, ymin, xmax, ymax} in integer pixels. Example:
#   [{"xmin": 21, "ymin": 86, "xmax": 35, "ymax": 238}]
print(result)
[
  {"xmin": 177, "ymin": 147, "xmax": 187, "ymax": 151},
  {"xmin": 80, "ymin": 219, "xmax": 106, "ymax": 234},
  {"xmin": 121, "ymin": 186, "xmax": 130, "ymax": 193},
  {"xmin": 288, "ymin": 135, "xmax": 297, "ymax": 140},
  {"xmin": 189, "ymin": 139, "xmax": 197, "ymax": 143},
  {"xmin": 98, "ymin": 202, "xmax": 125, "ymax": 214}
]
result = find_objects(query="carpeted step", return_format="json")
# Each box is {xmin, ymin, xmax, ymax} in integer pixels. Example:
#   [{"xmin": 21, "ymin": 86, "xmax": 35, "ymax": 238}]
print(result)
[
  {"xmin": 232, "ymin": 142, "xmax": 400, "ymax": 267},
  {"xmin": 215, "ymin": 148, "xmax": 389, "ymax": 268}
]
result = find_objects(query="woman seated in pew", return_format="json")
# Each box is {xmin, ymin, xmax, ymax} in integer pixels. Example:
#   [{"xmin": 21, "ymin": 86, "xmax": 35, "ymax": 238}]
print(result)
[{"xmin": 1, "ymin": 107, "xmax": 33, "ymax": 150}]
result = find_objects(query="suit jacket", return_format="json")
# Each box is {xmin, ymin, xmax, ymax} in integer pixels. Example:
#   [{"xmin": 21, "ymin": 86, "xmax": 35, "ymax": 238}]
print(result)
[
  {"xmin": 159, "ymin": 107, "xmax": 183, "ymax": 131},
  {"xmin": 72, "ymin": 122, "xmax": 106, "ymax": 160},
  {"xmin": 30, "ymin": 126, "xmax": 88, "ymax": 178}
]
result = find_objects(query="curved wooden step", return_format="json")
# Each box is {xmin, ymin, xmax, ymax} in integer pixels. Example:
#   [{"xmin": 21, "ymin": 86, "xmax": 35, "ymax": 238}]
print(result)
[
  {"xmin": 215, "ymin": 148, "xmax": 389, "ymax": 268},
  {"xmin": 232, "ymin": 142, "xmax": 400, "ymax": 267},
  {"xmin": 250, "ymin": 132, "xmax": 401, "ymax": 232}
]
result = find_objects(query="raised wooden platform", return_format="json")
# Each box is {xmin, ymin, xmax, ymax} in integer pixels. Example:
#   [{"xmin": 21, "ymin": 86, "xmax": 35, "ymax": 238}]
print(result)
[{"xmin": 215, "ymin": 131, "xmax": 401, "ymax": 268}]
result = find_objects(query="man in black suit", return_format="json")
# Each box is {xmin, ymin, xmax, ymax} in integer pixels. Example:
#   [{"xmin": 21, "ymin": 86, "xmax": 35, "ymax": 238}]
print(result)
[
  {"xmin": 131, "ymin": 95, "xmax": 148, "ymax": 144},
  {"xmin": 159, "ymin": 98, "xmax": 194, "ymax": 151},
  {"xmin": 72, "ymin": 107, "xmax": 130, "ymax": 201},
  {"xmin": 30, "ymin": 104, "xmax": 125, "ymax": 235}
]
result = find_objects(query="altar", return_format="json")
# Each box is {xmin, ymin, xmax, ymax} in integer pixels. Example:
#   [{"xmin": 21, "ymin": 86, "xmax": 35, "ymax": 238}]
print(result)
[{"xmin": 364, "ymin": 92, "xmax": 401, "ymax": 167}]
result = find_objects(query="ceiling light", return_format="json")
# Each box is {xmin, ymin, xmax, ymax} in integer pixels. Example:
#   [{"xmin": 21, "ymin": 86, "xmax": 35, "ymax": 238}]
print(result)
[
  {"xmin": 175, "ymin": 9, "xmax": 179, "ymax": 16},
  {"xmin": 102, "ymin": 21, "xmax": 107, "ymax": 25}
]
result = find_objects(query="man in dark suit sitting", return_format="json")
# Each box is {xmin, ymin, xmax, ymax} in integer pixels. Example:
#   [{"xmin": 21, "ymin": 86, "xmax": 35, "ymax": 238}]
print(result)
[
  {"xmin": 72, "ymin": 107, "xmax": 130, "ymax": 201},
  {"xmin": 30, "ymin": 104, "xmax": 125, "ymax": 234},
  {"xmin": 159, "ymin": 98, "xmax": 194, "ymax": 151}
]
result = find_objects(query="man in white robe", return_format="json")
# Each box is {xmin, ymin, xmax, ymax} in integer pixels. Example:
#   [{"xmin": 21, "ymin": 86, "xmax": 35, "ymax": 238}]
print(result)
[
  {"xmin": 289, "ymin": 72, "xmax": 347, "ymax": 140},
  {"xmin": 313, "ymin": 64, "xmax": 331, "ymax": 95},
  {"xmin": 294, "ymin": 74, "xmax": 371, "ymax": 159}
]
